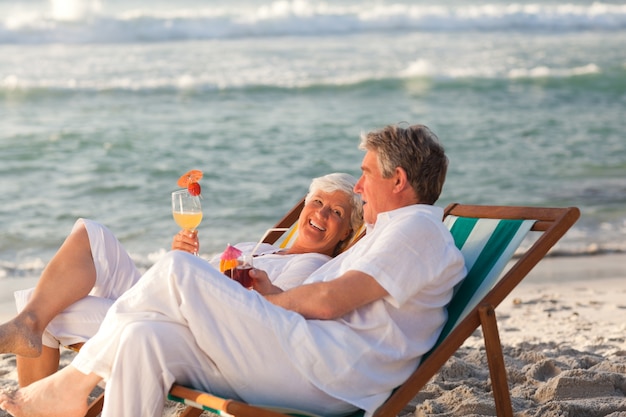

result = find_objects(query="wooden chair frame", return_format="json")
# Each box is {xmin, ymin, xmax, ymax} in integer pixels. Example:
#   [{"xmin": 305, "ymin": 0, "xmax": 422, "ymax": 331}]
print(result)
[{"xmin": 373, "ymin": 204, "xmax": 580, "ymax": 417}]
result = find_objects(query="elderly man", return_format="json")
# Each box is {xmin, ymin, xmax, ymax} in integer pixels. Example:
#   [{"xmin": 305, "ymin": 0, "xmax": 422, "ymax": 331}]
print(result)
[{"xmin": 0, "ymin": 124, "xmax": 466, "ymax": 417}]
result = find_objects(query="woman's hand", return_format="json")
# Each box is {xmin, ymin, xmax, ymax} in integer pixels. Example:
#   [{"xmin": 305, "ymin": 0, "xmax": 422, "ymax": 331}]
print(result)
[
  {"xmin": 172, "ymin": 230, "xmax": 199, "ymax": 255},
  {"xmin": 250, "ymin": 269, "xmax": 283, "ymax": 296}
]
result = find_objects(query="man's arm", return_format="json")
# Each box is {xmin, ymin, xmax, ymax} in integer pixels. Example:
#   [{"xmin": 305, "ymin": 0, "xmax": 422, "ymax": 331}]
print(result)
[{"xmin": 265, "ymin": 270, "xmax": 389, "ymax": 320}]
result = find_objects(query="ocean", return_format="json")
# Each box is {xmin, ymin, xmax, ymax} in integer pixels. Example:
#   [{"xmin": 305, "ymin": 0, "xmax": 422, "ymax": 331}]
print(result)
[{"xmin": 1, "ymin": 0, "xmax": 625, "ymax": 280}]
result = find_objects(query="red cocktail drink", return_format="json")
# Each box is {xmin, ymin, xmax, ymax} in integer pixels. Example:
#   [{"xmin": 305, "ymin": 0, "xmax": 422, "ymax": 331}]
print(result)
[{"xmin": 231, "ymin": 265, "xmax": 253, "ymax": 288}]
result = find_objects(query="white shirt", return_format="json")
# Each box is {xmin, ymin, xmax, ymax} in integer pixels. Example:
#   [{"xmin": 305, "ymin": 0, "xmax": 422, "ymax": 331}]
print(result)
[
  {"xmin": 285, "ymin": 204, "xmax": 467, "ymax": 414},
  {"xmin": 209, "ymin": 242, "xmax": 331, "ymax": 290}
]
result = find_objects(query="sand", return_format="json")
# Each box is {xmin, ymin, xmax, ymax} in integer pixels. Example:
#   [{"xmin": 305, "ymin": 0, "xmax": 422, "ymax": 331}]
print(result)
[{"xmin": 1, "ymin": 254, "xmax": 626, "ymax": 416}]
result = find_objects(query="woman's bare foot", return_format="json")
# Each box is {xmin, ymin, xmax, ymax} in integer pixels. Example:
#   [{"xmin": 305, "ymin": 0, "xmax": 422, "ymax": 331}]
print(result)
[
  {"xmin": 0, "ymin": 314, "xmax": 42, "ymax": 358},
  {"xmin": 0, "ymin": 365, "xmax": 99, "ymax": 417}
]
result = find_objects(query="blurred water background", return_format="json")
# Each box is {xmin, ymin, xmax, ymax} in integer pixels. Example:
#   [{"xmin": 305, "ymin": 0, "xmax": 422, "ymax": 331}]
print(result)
[{"xmin": 1, "ymin": 0, "xmax": 625, "ymax": 279}]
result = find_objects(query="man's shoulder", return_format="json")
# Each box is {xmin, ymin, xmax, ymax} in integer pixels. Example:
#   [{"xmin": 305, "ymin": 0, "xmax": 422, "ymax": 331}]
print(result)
[{"xmin": 377, "ymin": 204, "xmax": 443, "ymax": 228}]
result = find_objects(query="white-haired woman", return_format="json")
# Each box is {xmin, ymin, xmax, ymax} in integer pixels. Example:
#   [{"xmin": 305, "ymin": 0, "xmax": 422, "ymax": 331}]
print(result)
[{"xmin": 0, "ymin": 172, "xmax": 363, "ymax": 386}]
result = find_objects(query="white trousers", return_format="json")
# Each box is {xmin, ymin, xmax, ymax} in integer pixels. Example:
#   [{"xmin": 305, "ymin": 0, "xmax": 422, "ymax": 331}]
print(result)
[
  {"xmin": 14, "ymin": 219, "xmax": 142, "ymax": 348},
  {"xmin": 73, "ymin": 251, "xmax": 356, "ymax": 417}
]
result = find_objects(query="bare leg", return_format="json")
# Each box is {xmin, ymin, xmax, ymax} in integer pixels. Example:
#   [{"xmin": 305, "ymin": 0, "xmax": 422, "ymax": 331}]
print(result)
[
  {"xmin": 0, "ymin": 364, "xmax": 101, "ymax": 417},
  {"xmin": 0, "ymin": 222, "xmax": 96, "ymax": 358},
  {"xmin": 16, "ymin": 345, "xmax": 61, "ymax": 387}
]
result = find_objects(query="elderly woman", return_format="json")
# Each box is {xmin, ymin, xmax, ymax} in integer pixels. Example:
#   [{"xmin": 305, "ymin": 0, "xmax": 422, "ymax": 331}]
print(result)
[{"xmin": 0, "ymin": 172, "xmax": 363, "ymax": 386}]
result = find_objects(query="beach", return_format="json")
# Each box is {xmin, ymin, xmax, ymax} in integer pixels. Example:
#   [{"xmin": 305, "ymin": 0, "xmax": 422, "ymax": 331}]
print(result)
[
  {"xmin": 1, "ymin": 0, "xmax": 625, "ymax": 415},
  {"xmin": 1, "ymin": 253, "xmax": 625, "ymax": 416}
]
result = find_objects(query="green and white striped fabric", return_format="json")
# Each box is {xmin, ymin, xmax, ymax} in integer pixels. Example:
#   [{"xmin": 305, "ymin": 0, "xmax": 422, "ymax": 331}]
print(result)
[
  {"xmin": 165, "ymin": 395, "xmax": 226, "ymax": 416},
  {"xmin": 436, "ymin": 215, "xmax": 535, "ymax": 345}
]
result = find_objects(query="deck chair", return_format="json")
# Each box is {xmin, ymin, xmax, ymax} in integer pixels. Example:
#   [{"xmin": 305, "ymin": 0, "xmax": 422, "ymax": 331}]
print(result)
[
  {"xmin": 82, "ymin": 197, "xmax": 364, "ymax": 417},
  {"xmin": 164, "ymin": 203, "xmax": 579, "ymax": 417},
  {"xmin": 371, "ymin": 204, "xmax": 579, "ymax": 417}
]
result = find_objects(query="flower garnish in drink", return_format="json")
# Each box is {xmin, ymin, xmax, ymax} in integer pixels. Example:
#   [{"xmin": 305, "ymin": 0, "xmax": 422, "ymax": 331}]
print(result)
[
  {"xmin": 220, "ymin": 244, "xmax": 242, "ymax": 273},
  {"xmin": 177, "ymin": 169, "xmax": 203, "ymax": 196}
]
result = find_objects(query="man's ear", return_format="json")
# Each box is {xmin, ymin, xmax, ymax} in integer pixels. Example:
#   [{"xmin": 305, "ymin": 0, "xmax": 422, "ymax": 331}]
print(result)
[{"xmin": 392, "ymin": 166, "xmax": 409, "ymax": 192}]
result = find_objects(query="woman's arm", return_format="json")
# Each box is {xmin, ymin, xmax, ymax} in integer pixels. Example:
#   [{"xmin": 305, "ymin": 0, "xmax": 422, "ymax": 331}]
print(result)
[{"xmin": 171, "ymin": 230, "xmax": 199, "ymax": 254}]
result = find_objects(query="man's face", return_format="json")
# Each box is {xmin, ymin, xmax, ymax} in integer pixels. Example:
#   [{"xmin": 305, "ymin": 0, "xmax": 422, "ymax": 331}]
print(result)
[{"xmin": 354, "ymin": 150, "xmax": 397, "ymax": 224}]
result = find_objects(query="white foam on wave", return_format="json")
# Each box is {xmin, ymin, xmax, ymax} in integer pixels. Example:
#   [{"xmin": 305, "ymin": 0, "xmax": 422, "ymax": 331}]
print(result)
[
  {"xmin": 50, "ymin": 0, "xmax": 102, "ymax": 21},
  {"xmin": 0, "ymin": 59, "xmax": 607, "ymax": 92},
  {"xmin": 0, "ymin": 61, "xmax": 601, "ymax": 91},
  {"xmin": 400, "ymin": 59, "xmax": 602, "ymax": 81},
  {"xmin": 508, "ymin": 63, "xmax": 601, "ymax": 78},
  {"xmin": 2, "ymin": 1, "xmax": 626, "ymax": 44},
  {"xmin": 0, "ymin": 258, "xmax": 46, "ymax": 280}
]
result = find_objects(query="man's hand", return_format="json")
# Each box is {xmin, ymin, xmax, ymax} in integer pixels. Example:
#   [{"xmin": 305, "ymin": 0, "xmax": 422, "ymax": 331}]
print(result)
[{"xmin": 249, "ymin": 268, "xmax": 283, "ymax": 296}]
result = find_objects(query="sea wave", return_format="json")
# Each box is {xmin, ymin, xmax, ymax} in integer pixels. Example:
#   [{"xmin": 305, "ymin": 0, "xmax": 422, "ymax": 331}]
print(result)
[
  {"xmin": 2, "ymin": 2, "xmax": 626, "ymax": 44},
  {"xmin": 401, "ymin": 60, "xmax": 606, "ymax": 80},
  {"xmin": 0, "ymin": 61, "xmax": 619, "ymax": 93}
]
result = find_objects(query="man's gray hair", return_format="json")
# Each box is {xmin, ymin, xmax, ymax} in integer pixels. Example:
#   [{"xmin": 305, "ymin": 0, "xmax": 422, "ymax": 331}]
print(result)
[{"xmin": 359, "ymin": 124, "xmax": 448, "ymax": 204}]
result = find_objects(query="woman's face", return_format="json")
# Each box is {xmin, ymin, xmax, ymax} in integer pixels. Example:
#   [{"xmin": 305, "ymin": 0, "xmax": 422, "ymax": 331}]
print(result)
[{"xmin": 295, "ymin": 190, "xmax": 354, "ymax": 257}]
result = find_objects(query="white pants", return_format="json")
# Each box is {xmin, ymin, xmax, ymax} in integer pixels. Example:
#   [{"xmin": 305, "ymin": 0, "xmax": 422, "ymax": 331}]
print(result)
[
  {"xmin": 73, "ymin": 251, "xmax": 356, "ymax": 417},
  {"xmin": 14, "ymin": 219, "xmax": 142, "ymax": 348}
]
